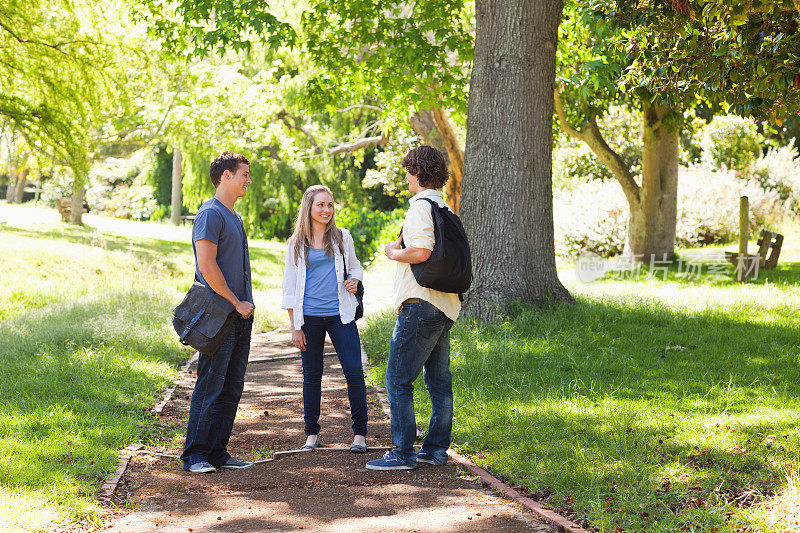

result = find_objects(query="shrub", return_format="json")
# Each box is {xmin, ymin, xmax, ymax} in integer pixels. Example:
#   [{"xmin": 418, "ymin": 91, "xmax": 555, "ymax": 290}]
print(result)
[
  {"xmin": 553, "ymin": 165, "xmax": 785, "ymax": 257},
  {"xmin": 750, "ymin": 143, "xmax": 800, "ymax": 217},
  {"xmin": 699, "ymin": 115, "xmax": 762, "ymax": 172},
  {"xmin": 95, "ymin": 184, "xmax": 159, "ymax": 221},
  {"xmin": 554, "ymin": 180, "xmax": 628, "ymax": 257},
  {"xmin": 363, "ymin": 129, "xmax": 418, "ymax": 200},
  {"xmin": 676, "ymin": 165, "xmax": 783, "ymax": 246},
  {"xmin": 41, "ymin": 171, "xmax": 74, "ymax": 206},
  {"xmin": 336, "ymin": 206, "xmax": 405, "ymax": 266}
]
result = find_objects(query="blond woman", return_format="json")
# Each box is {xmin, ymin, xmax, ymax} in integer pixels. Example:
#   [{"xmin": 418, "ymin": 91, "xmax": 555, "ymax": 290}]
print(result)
[{"xmin": 281, "ymin": 185, "xmax": 368, "ymax": 452}]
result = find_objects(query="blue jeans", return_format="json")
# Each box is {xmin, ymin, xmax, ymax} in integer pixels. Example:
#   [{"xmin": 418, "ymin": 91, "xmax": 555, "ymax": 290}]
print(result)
[
  {"xmin": 386, "ymin": 299, "xmax": 454, "ymax": 466},
  {"xmin": 181, "ymin": 316, "xmax": 252, "ymax": 470},
  {"xmin": 301, "ymin": 315, "xmax": 368, "ymax": 436}
]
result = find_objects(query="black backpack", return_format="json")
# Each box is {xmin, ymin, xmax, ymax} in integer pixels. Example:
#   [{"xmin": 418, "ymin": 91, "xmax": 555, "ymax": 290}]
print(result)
[{"xmin": 403, "ymin": 197, "xmax": 472, "ymax": 296}]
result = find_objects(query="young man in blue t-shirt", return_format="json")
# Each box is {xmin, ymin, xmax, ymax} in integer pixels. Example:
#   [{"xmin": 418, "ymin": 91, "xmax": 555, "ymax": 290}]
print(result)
[{"xmin": 180, "ymin": 151, "xmax": 256, "ymax": 474}]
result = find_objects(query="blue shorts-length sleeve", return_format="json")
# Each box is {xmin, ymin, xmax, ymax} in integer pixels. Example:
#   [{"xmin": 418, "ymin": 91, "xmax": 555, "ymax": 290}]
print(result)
[{"xmin": 192, "ymin": 209, "xmax": 224, "ymax": 245}]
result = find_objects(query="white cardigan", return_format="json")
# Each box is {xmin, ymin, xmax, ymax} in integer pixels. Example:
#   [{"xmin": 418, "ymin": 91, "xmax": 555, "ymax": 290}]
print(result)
[{"xmin": 281, "ymin": 228, "xmax": 364, "ymax": 330}]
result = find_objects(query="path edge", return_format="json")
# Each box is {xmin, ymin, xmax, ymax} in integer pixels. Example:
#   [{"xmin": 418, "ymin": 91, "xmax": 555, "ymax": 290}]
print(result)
[
  {"xmin": 98, "ymin": 351, "xmax": 199, "ymax": 503},
  {"xmin": 359, "ymin": 341, "xmax": 592, "ymax": 533}
]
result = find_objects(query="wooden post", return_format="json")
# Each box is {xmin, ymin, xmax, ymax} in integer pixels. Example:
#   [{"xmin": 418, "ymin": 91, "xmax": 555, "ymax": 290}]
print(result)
[{"xmin": 737, "ymin": 195, "xmax": 749, "ymax": 282}]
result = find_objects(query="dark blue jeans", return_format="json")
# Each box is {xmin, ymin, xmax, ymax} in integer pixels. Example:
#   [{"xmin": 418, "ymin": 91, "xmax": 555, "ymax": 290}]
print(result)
[
  {"xmin": 181, "ymin": 316, "xmax": 252, "ymax": 470},
  {"xmin": 386, "ymin": 299, "xmax": 454, "ymax": 467},
  {"xmin": 301, "ymin": 315, "xmax": 368, "ymax": 436}
]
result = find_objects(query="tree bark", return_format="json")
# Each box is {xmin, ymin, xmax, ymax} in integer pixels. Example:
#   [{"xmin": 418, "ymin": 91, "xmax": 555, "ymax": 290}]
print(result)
[
  {"xmin": 5, "ymin": 171, "xmax": 16, "ymax": 202},
  {"xmin": 408, "ymin": 109, "xmax": 440, "ymax": 144},
  {"xmin": 432, "ymin": 108, "xmax": 464, "ymax": 215},
  {"xmin": 70, "ymin": 179, "xmax": 85, "ymax": 225},
  {"xmin": 554, "ymin": 89, "xmax": 679, "ymax": 261},
  {"xmin": 409, "ymin": 109, "xmax": 465, "ymax": 214},
  {"xmin": 13, "ymin": 168, "xmax": 29, "ymax": 203},
  {"xmin": 171, "ymin": 147, "xmax": 183, "ymax": 226},
  {"xmin": 460, "ymin": 0, "xmax": 573, "ymax": 321},
  {"xmin": 626, "ymin": 103, "xmax": 678, "ymax": 260}
]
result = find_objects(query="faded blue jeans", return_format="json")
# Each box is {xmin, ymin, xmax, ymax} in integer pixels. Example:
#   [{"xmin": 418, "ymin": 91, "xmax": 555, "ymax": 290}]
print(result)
[
  {"xmin": 386, "ymin": 299, "xmax": 454, "ymax": 467},
  {"xmin": 181, "ymin": 316, "xmax": 252, "ymax": 470}
]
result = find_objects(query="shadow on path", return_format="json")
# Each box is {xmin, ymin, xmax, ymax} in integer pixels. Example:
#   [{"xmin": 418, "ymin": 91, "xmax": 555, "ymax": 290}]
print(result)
[{"xmin": 104, "ymin": 330, "xmax": 553, "ymax": 532}]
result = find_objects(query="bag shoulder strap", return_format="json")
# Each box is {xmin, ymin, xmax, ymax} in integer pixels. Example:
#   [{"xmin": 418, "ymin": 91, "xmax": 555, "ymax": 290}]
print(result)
[
  {"xmin": 338, "ymin": 229, "xmax": 348, "ymax": 279},
  {"xmin": 416, "ymin": 196, "xmax": 447, "ymax": 211}
]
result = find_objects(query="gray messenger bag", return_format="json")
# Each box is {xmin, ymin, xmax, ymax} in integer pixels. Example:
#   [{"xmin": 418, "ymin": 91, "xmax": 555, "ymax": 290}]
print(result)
[{"xmin": 172, "ymin": 281, "xmax": 236, "ymax": 355}]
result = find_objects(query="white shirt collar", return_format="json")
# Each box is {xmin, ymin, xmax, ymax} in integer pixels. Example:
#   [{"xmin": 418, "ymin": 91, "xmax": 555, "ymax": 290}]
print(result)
[{"xmin": 409, "ymin": 188, "xmax": 443, "ymax": 204}]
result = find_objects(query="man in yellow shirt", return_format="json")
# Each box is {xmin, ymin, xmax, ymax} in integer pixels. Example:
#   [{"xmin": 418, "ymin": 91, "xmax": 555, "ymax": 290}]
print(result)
[{"xmin": 366, "ymin": 146, "xmax": 460, "ymax": 470}]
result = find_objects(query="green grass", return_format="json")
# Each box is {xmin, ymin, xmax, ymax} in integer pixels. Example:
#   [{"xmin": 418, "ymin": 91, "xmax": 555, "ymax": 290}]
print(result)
[
  {"xmin": 0, "ymin": 203, "xmax": 287, "ymax": 531},
  {"xmin": 362, "ymin": 226, "xmax": 800, "ymax": 532}
]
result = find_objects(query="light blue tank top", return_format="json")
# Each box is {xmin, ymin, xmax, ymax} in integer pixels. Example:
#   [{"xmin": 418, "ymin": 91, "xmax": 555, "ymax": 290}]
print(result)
[{"xmin": 303, "ymin": 248, "xmax": 339, "ymax": 316}]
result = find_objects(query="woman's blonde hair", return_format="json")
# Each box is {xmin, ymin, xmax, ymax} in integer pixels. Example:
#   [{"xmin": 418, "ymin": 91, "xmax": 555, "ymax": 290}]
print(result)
[{"xmin": 290, "ymin": 185, "xmax": 343, "ymax": 266}]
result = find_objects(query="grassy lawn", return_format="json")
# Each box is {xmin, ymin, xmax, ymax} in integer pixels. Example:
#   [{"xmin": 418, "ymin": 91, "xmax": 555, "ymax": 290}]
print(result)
[
  {"xmin": 0, "ymin": 203, "xmax": 286, "ymax": 532},
  {"xmin": 362, "ymin": 224, "xmax": 800, "ymax": 532}
]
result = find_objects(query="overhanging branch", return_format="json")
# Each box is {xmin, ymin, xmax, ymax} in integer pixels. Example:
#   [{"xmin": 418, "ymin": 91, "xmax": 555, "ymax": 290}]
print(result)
[
  {"xmin": 328, "ymin": 135, "xmax": 384, "ymax": 155},
  {"xmin": 553, "ymin": 87, "xmax": 641, "ymax": 206},
  {"xmin": 0, "ymin": 20, "xmax": 96, "ymax": 56},
  {"xmin": 277, "ymin": 110, "xmax": 323, "ymax": 155},
  {"xmin": 337, "ymin": 105, "xmax": 383, "ymax": 113}
]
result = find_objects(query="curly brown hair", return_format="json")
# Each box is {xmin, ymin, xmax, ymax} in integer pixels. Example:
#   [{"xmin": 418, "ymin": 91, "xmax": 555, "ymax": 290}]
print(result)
[
  {"xmin": 210, "ymin": 151, "xmax": 250, "ymax": 188},
  {"xmin": 401, "ymin": 146, "xmax": 449, "ymax": 189}
]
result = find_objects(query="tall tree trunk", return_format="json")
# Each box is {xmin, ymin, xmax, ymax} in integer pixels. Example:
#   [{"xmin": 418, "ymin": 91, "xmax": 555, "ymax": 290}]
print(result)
[
  {"xmin": 171, "ymin": 148, "xmax": 183, "ymax": 226},
  {"xmin": 626, "ymin": 104, "xmax": 679, "ymax": 260},
  {"xmin": 409, "ymin": 109, "xmax": 443, "ymax": 148},
  {"xmin": 432, "ymin": 108, "xmax": 465, "ymax": 215},
  {"xmin": 409, "ymin": 109, "xmax": 465, "ymax": 214},
  {"xmin": 5, "ymin": 171, "xmax": 16, "ymax": 202},
  {"xmin": 70, "ymin": 179, "xmax": 85, "ymax": 225},
  {"xmin": 13, "ymin": 168, "xmax": 29, "ymax": 203},
  {"xmin": 554, "ymin": 90, "xmax": 680, "ymax": 262},
  {"xmin": 461, "ymin": 0, "xmax": 573, "ymax": 321}
]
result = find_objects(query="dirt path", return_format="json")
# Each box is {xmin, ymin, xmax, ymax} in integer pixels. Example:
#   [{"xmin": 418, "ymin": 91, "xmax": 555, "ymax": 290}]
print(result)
[{"xmin": 103, "ymin": 330, "xmax": 556, "ymax": 533}]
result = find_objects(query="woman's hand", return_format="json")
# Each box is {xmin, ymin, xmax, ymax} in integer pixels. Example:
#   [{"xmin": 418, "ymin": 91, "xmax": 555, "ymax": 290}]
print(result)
[
  {"xmin": 344, "ymin": 278, "xmax": 359, "ymax": 294},
  {"xmin": 292, "ymin": 329, "xmax": 307, "ymax": 351}
]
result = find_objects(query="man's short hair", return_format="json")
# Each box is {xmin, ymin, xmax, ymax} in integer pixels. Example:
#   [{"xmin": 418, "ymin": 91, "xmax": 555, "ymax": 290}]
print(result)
[
  {"xmin": 210, "ymin": 151, "xmax": 250, "ymax": 188},
  {"xmin": 401, "ymin": 146, "xmax": 449, "ymax": 189}
]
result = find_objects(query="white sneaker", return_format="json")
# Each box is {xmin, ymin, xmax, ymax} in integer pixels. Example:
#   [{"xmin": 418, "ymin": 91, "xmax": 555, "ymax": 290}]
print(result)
[{"xmin": 187, "ymin": 461, "xmax": 216, "ymax": 473}]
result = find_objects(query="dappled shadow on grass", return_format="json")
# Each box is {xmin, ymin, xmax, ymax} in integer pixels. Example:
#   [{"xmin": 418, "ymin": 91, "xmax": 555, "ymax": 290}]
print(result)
[
  {"xmin": 362, "ymin": 296, "xmax": 800, "ymax": 531},
  {"xmin": 455, "ymin": 300, "xmax": 800, "ymax": 531},
  {"xmin": 0, "ymin": 288, "xmax": 190, "ymax": 527}
]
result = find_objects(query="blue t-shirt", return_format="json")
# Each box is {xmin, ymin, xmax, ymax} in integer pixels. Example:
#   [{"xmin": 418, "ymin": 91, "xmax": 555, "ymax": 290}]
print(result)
[
  {"xmin": 303, "ymin": 248, "xmax": 339, "ymax": 316},
  {"xmin": 192, "ymin": 197, "xmax": 252, "ymax": 304}
]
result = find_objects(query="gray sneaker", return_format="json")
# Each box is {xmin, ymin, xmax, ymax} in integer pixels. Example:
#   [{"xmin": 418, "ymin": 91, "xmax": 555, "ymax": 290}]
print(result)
[
  {"xmin": 187, "ymin": 461, "xmax": 216, "ymax": 473},
  {"xmin": 221, "ymin": 457, "xmax": 253, "ymax": 469}
]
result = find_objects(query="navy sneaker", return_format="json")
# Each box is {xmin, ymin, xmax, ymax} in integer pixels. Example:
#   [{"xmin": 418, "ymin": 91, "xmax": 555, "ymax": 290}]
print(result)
[
  {"xmin": 365, "ymin": 451, "xmax": 416, "ymax": 470},
  {"xmin": 187, "ymin": 461, "xmax": 216, "ymax": 473},
  {"xmin": 416, "ymin": 449, "xmax": 444, "ymax": 465},
  {"xmin": 220, "ymin": 457, "xmax": 253, "ymax": 469}
]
